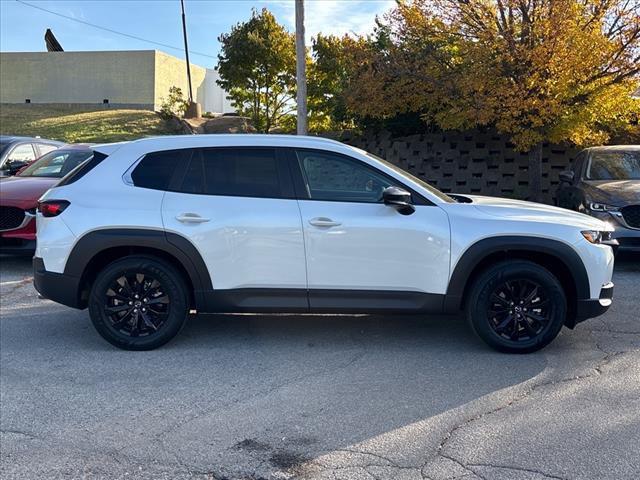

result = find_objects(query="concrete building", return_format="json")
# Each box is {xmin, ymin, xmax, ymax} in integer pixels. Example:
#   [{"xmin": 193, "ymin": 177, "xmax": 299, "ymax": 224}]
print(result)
[{"xmin": 0, "ymin": 50, "xmax": 233, "ymax": 113}]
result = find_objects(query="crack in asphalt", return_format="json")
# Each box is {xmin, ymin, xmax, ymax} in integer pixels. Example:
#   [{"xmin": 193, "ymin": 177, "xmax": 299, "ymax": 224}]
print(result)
[
  {"xmin": 427, "ymin": 328, "xmax": 630, "ymax": 480},
  {"xmin": 468, "ymin": 462, "xmax": 568, "ymax": 479},
  {"xmin": 0, "ymin": 429, "xmax": 38, "ymax": 439}
]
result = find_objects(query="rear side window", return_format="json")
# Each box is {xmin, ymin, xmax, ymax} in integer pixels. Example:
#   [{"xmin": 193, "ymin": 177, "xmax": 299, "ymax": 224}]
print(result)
[
  {"xmin": 57, "ymin": 151, "xmax": 107, "ymax": 186},
  {"xmin": 178, "ymin": 148, "xmax": 290, "ymax": 198},
  {"xmin": 131, "ymin": 150, "xmax": 181, "ymax": 190}
]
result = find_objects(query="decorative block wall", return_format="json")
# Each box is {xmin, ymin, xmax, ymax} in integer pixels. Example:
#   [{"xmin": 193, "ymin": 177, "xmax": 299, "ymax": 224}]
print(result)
[{"xmin": 342, "ymin": 129, "xmax": 580, "ymax": 205}]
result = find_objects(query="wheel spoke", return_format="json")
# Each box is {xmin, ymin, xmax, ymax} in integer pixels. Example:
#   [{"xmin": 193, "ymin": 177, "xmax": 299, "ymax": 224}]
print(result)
[
  {"xmin": 521, "ymin": 316, "xmax": 539, "ymax": 336},
  {"xmin": 525, "ymin": 311, "xmax": 548, "ymax": 324},
  {"xmin": 495, "ymin": 313, "xmax": 515, "ymax": 331},
  {"xmin": 491, "ymin": 293, "xmax": 510, "ymax": 307},
  {"xmin": 105, "ymin": 304, "xmax": 131, "ymax": 314},
  {"xmin": 140, "ymin": 311, "xmax": 158, "ymax": 331},
  {"xmin": 147, "ymin": 295, "xmax": 169, "ymax": 305}
]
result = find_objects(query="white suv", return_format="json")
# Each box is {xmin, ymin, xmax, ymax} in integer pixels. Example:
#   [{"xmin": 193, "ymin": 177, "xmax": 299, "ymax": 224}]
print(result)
[{"xmin": 34, "ymin": 135, "xmax": 616, "ymax": 352}]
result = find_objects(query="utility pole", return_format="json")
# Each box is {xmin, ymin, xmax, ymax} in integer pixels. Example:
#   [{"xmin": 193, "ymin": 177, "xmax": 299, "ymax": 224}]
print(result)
[
  {"xmin": 295, "ymin": 0, "xmax": 307, "ymax": 135},
  {"xmin": 181, "ymin": 0, "xmax": 200, "ymax": 118}
]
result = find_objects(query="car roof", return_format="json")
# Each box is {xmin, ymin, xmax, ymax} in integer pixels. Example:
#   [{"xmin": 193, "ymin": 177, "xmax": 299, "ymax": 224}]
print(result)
[
  {"xmin": 0, "ymin": 135, "xmax": 64, "ymax": 144},
  {"xmin": 92, "ymin": 134, "xmax": 349, "ymax": 156},
  {"xmin": 583, "ymin": 145, "xmax": 640, "ymax": 152}
]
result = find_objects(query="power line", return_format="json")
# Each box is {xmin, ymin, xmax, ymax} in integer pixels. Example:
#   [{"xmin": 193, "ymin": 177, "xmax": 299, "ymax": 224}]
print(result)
[{"xmin": 15, "ymin": 0, "xmax": 217, "ymax": 60}]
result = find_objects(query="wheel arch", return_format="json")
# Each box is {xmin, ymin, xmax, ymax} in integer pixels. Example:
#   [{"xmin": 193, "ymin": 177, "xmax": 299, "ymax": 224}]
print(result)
[
  {"xmin": 64, "ymin": 229, "xmax": 212, "ymax": 309},
  {"xmin": 444, "ymin": 236, "xmax": 590, "ymax": 327}
]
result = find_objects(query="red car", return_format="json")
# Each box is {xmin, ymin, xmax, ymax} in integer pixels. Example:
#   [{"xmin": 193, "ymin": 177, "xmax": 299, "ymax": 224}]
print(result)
[{"xmin": 0, "ymin": 145, "xmax": 93, "ymax": 254}]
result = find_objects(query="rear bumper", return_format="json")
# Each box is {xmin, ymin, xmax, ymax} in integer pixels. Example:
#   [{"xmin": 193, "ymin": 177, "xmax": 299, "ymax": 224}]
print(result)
[
  {"xmin": 574, "ymin": 282, "xmax": 614, "ymax": 324},
  {"xmin": 33, "ymin": 256, "xmax": 84, "ymax": 309}
]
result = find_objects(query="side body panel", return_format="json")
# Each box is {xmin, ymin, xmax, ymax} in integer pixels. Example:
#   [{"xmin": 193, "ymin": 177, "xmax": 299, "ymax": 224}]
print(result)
[{"xmin": 297, "ymin": 200, "xmax": 451, "ymax": 296}]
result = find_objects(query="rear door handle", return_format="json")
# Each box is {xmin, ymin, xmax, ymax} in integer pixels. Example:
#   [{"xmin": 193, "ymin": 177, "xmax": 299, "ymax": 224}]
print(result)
[
  {"xmin": 176, "ymin": 213, "xmax": 210, "ymax": 223},
  {"xmin": 309, "ymin": 217, "xmax": 342, "ymax": 227}
]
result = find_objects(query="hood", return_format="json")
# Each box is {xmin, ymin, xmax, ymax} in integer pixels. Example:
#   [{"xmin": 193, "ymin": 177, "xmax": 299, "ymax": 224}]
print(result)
[
  {"xmin": 0, "ymin": 176, "xmax": 58, "ymax": 203},
  {"xmin": 581, "ymin": 180, "xmax": 640, "ymax": 206},
  {"xmin": 465, "ymin": 195, "xmax": 613, "ymax": 231}
]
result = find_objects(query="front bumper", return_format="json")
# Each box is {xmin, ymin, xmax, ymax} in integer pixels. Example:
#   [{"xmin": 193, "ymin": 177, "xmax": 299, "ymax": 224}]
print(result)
[
  {"xmin": 0, "ymin": 214, "xmax": 36, "ymax": 254},
  {"xmin": 33, "ymin": 257, "xmax": 84, "ymax": 309},
  {"xmin": 589, "ymin": 210, "xmax": 640, "ymax": 252},
  {"xmin": 574, "ymin": 282, "xmax": 614, "ymax": 324}
]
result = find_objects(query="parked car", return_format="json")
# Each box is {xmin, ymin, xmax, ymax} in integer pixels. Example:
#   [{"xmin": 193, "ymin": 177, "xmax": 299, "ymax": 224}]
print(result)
[
  {"xmin": 0, "ymin": 136, "xmax": 64, "ymax": 176},
  {"xmin": 0, "ymin": 145, "xmax": 93, "ymax": 254},
  {"xmin": 34, "ymin": 135, "xmax": 615, "ymax": 353},
  {"xmin": 556, "ymin": 145, "xmax": 639, "ymax": 251}
]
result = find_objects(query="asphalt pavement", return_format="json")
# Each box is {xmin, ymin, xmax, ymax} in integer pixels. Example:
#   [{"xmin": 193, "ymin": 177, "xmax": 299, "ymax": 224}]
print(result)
[{"xmin": 1, "ymin": 253, "xmax": 639, "ymax": 480}]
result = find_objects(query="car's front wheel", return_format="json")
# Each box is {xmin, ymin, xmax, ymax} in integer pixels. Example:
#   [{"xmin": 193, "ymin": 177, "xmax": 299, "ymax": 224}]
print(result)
[
  {"xmin": 88, "ymin": 256, "xmax": 189, "ymax": 350},
  {"xmin": 466, "ymin": 260, "xmax": 567, "ymax": 353}
]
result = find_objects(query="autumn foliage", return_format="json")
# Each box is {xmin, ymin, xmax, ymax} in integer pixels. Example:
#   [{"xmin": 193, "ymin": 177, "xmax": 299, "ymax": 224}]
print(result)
[{"xmin": 340, "ymin": 0, "xmax": 640, "ymax": 151}]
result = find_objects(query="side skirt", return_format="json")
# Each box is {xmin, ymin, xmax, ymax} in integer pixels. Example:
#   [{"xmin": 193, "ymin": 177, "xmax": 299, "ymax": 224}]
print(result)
[{"xmin": 202, "ymin": 288, "xmax": 445, "ymax": 314}]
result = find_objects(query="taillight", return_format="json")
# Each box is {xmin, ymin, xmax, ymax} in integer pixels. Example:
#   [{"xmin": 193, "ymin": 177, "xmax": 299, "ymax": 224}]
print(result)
[{"xmin": 38, "ymin": 200, "xmax": 70, "ymax": 217}]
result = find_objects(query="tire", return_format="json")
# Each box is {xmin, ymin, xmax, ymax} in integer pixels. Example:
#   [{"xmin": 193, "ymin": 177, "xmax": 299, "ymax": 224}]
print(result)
[
  {"xmin": 88, "ymin": 256, "xmax": 189, "ymax": 350},
  {"xmin": 466, "ymin": 260, "xmax": 567, "ymax": 353}
]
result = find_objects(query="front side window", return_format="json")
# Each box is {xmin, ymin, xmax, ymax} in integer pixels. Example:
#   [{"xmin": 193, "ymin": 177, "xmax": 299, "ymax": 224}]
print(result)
[
  {"xmin": 296, "ymin": 150, "xmax": 395, "ymax": 203},
  {"xmin": 587, "ymin": 151, "xmax": 640, "ymax": 180},
  {"xmin": 7, "ymin": 143, "xmax": 36, "ymax": 162},
  {"xmin": 179, "ymin": 148, "xmax": 286, "ymax": 198},
  {"xmin": 19, "ymin": 150, "xmax": 92, "ymax": 178}
]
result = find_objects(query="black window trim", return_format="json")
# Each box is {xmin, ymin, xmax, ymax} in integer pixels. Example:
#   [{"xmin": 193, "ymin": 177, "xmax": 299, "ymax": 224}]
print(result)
[
  {"xmin": 286, "ymin": 147, "xmax": 433, "ymax": 206},
  {"xmin": 164, "ymin": 146, "xmax": 296, "ymax": 200}
]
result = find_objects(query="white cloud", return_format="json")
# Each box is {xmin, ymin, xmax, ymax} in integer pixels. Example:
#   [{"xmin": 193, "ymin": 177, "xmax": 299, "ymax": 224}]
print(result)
[{"xmin": 270, "ymin": 0, "xmax": 394, "ymax": 42}]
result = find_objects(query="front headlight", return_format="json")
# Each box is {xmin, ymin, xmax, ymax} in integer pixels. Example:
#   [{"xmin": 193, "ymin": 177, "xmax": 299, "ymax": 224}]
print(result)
[
  {"xmin": 588, "ymin": 202, "xmax": 619, "ymax": 212},
  {"xmin": 581, "ymin": 230, "xmax": 614, "ymax": 244}
]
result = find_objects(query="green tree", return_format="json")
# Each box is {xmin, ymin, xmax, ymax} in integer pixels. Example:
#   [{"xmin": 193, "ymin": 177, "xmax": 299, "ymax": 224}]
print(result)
[
  {"xmin": 345, "ymin": 0, "xmax": 640, "ymax": 201},
  {"xmin": 217, "ymin": 8, "xmax": 296, "ymax": 133}
]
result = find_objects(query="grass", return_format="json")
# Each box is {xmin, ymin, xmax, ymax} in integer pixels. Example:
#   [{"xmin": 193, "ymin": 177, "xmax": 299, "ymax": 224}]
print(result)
[{"xmin": 0, "ymin": 105, "xmax": 184, "ymax": 143}]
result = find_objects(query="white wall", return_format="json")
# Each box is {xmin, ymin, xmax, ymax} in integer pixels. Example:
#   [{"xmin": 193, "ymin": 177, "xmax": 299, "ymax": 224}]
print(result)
[{"xmin": 203, "ymin": 69, "xmax": 234, "ymax": 114}]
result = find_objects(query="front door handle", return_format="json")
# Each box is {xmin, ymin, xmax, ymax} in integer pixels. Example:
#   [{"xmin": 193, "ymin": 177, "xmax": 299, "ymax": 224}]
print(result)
[
  {"xmin": 309, "ymin": 217, "xmax": 342, "ymax": 227},
  {"xmin": 176, "ymin": 213, "xmax": 210, "ymax": 223}
]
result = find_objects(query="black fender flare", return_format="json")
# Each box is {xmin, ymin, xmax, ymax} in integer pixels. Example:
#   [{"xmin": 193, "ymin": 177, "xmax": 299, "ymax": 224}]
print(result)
[
  {"xmin": 64, "ymin": 229, "xmax": 212, "ymax": 308},
  {"xmin": 443, "ymin": 236, "xmax": 590, "ymax": 313}
]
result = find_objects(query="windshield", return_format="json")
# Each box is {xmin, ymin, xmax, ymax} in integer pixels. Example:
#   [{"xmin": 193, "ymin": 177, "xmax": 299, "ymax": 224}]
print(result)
[
  {"xmin": 365, "ymin": 152, "xmax": 455, "ymax": 203},
  {"xmin": 0, "ymin": 142, "xmax": 10, "ymax": 157},
  {"xmin": 18, "ymin": 149, "xmax": 93, "ymax": 178},
  {"xmin": 587, "ymin": 151, "xmax": 640, "ymax": 180}
]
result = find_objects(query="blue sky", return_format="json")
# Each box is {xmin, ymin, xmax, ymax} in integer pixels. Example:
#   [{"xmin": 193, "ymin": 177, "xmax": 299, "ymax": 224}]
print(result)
[{"xmin": 0, "ymin": 0, "xmax": 394, "ymax": 68}]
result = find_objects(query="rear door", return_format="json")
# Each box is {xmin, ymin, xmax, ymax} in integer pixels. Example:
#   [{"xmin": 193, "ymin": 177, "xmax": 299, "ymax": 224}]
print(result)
[{"xmin": 161, "ymin": 147, "xmax": 308, "ymax": 310}]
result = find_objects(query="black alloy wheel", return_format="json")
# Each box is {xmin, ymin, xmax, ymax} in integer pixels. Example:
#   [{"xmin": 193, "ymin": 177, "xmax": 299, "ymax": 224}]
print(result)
[
  {"xmin": 467, "ymin": 260, "xmax": 567, "ymax": 353},
  {"xmin": 487, "ymin": 279, "xmax": 551, "ymax": 342},
  {"xmin": 104, "ymin": 272, "xmax": 170, "ymax": 337},
  {"xmin": 89, "ymin": 256, "xmax": 188, "ymax": 350}
]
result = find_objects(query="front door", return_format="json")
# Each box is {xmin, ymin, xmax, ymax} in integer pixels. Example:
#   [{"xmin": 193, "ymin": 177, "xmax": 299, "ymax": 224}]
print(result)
[
  {"xmin": 292, "ymin": 149, "xmax": 451, "ymax": 312},
  {"xmin": 162, "ymin": 147, "xmax": 308, "ymax": 310}
]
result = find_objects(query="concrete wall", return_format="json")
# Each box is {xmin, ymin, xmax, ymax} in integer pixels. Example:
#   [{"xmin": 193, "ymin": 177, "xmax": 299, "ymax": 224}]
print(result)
[
  {"xmin": 0, "ymin": 51, "xmax": 156, "ymax": 108},
  {"xmin": 153, "ymin": 50, "xmax": 206, "ymax": 110},
  {"xmin": 0, "ymin": 50, "xmax": 233, "ymax": 113}
]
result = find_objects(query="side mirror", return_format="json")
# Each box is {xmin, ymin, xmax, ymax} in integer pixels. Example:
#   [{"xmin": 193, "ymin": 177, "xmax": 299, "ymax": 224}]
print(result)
[
  {"xmin": 383, "ymin": 186, "xmax": 415, "ymax": 215},
  {"xmin": 5, "ymin": 160, "xmax": 28, "ymax": 175},
  {"xmin": 559, "ymin": 171, "xmax": 574, "ymax": 184}
]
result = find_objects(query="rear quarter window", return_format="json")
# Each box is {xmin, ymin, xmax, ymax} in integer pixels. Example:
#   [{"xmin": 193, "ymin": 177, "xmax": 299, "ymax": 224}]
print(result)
[
  {"xmin": 130, "ymin": 150, "xmax": 183, "ymax": 190},
  {"xmin": 57, "ymin": 151, "xmax": 107, "ymax": 186}
]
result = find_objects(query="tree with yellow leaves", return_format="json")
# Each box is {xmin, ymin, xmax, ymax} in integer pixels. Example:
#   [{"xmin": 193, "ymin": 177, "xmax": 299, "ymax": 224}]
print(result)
[{"xmin": 345, "ymin": 0, "xmax": 640, "ymax": 201}]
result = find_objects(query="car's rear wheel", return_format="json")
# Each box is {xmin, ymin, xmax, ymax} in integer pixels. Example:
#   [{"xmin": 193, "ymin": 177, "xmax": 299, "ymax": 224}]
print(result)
[
  {"xmin": 88, "ymin": 256, "xmax": 188, "ymax": 350},
  {"xmin": 466, "ymin": 260, "xmax": 567, "ymax": 353}
]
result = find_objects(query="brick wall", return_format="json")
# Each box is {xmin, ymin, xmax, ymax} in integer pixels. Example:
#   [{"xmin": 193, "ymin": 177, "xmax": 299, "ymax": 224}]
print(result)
[{"xmin": 341, "ymin": 129, "xmax": 580, "ymax": 204}]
